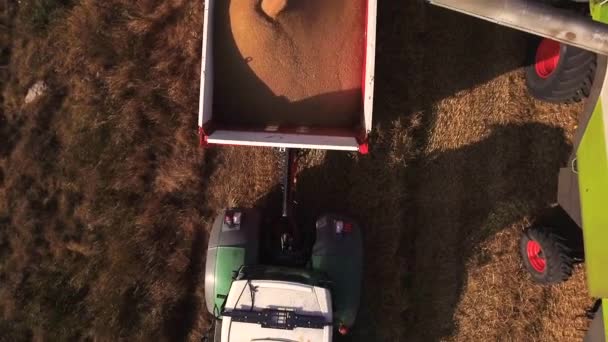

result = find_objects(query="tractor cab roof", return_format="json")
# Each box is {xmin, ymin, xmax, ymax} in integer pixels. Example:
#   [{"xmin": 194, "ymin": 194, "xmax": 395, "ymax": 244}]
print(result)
[
  {"xmin": 235, "ymin": 265, "xmax": 331, "ymax": 287},
  {"xmin": 221, "ymin": 279, "xmax": 333, "ymax": 342}
]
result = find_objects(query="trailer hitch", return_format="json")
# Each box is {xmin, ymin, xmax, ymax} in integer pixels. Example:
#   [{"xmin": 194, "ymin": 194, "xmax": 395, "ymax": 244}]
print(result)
[
  {"xmin": 278, "ymin": 147, "xmax": 297, "ymax": 219},
  {"xmin": 268, "ymin": 148, "xmax": 308, "ymax": 266}
]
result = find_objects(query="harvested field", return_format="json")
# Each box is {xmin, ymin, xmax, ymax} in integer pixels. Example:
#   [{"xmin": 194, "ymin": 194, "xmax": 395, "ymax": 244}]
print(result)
[{"xmin": 0, "ymin": 0, "xmax": 596, "ymax": 341}]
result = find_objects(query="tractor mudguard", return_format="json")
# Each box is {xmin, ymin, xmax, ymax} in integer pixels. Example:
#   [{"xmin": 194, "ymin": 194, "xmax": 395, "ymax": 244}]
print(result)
[
  {"xmin": 311, "ymin": 214, "xmax": 363, "ymax": 329},
  {"xmin": 204, "ymin": 208, "xmax": 261, "ymax": 315}
]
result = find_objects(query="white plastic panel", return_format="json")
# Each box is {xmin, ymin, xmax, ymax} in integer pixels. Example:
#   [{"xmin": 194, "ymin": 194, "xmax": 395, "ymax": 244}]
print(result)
[
  {"xmin": 198, "ymin": 0, "xmax": 214, "ymax": 127},
  {"xmin": 224, "ymin": 321, "xmax": 331, "ymax": 342},
  {"xmin": 364, "ymin": 0, "xmax": 378, "ymax": 134},
  {"xmin": 207, "ymin": 130, "xmax": 360, "ymax": 151}
]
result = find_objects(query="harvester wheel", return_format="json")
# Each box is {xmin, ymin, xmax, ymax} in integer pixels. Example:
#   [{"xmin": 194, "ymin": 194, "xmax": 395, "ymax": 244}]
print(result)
[
  {"xmin": 520, "ymin": 226, "xmax": 574, "ymax": 284},
  {"xmin": 525, "ymin": 37, "xmax": 596, "ymax": 104}
]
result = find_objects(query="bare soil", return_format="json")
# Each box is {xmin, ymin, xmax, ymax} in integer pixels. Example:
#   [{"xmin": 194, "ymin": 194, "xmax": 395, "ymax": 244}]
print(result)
[
  {"xmin": 212, "ymin": 0, "xmax": 364, "ymax": 128},
  {"xmin": 0, "ymin": 0, "xmax": 595, "ymax": 341}
]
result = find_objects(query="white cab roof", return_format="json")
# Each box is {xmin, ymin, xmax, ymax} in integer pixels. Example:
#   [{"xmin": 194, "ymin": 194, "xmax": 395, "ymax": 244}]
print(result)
[{"xmin": 222, "ymin": 280, "xmax": 333, "ymax": 342}]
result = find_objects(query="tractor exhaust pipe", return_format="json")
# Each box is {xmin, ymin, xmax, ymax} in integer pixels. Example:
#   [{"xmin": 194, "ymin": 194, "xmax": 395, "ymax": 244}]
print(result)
[{"xmin": 427, "ymin": 0, "xmax": 608, "ymax": 56}]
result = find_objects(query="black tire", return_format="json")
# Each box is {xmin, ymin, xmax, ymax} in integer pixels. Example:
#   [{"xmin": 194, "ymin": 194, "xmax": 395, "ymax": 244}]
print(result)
[
  {"xmin": 520, "ymin": 226, "xmax": 574, "ymax": 284},
  {"xmin": 525, "ymin": 37, "xmax": 597, "ymax": 104}
]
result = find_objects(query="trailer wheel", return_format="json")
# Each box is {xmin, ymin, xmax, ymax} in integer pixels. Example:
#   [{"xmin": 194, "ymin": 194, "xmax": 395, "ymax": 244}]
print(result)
[
  {"xmin": 520, "ymin": 226, "xmax": 574, "ymax": 284},
  {"xmin": 525, "ymin": 38, "xmax": 596, "ymax": 104}
]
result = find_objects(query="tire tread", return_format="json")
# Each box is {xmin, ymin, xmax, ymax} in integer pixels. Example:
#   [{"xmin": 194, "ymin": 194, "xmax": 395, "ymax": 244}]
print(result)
[
  {"xmin": 520, "ymin": 226, "xmax": 575, "ymax": 284},
  {"xmin": 525, "ymin": 39, "xmax": 597, "ymax": 104}
]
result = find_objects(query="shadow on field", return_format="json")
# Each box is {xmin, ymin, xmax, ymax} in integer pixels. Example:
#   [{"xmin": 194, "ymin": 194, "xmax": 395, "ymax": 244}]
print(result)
[
  {"xmin": 292, "ymin": 2, "xmax": 572, "ymax": 341},
  {"xmin": 296, "ymin": 123, "xmax": 571, "ymax": 341},
  {"xmin": 374, "ymin": 2, "xmax": 530, "ymax": 126},
  {"xmin": 400, "ymin": 123, "xmax": 571, "ymax": 341},
  {"xmin": 163, "ymin": 228, "xmax": 206, "ymax": 341}
]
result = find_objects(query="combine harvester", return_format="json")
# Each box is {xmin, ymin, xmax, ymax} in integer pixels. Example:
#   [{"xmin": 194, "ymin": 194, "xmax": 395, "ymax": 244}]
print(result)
[
  {"xmin": 198, "ymin": 0, "xmax": 377, "ymax": 340},
  {"xmin": 425, "ymin": 1, "xmax": 608, "ymax": 341}
]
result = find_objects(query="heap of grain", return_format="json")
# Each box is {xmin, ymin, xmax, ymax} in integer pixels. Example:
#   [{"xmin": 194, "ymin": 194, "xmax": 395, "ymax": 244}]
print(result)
[{"xmin": 214, "ymin": 0, "xmax": 365, "ymax": 127}]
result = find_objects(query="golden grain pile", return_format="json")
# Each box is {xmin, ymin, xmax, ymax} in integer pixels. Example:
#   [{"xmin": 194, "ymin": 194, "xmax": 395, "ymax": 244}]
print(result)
[{"xmin": 213, "ymin": 0, "xmax": 365, "ymax": 127}]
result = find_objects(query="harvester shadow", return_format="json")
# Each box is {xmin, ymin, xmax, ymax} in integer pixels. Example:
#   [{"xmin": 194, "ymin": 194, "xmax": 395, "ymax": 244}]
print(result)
[
  {"xmin": 295, "ymin": 123, "xmax": 571, "ymax": 341},
  {"xmin": 374, "ymin": 0, "xmax": 530, "ymax": 126},
  {"xmin": 398, "ymin": 123, "xmax": 572, "ymax": 341},
  {"xmin": 292, "ymin": 2, "xmax": 546, "ymax": 340}
]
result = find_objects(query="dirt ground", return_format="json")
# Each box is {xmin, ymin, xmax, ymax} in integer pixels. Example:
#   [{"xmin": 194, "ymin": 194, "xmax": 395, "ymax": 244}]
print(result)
[{"xmin": 0, "ymin": 0, "xmax": 596, "ymax": 341}]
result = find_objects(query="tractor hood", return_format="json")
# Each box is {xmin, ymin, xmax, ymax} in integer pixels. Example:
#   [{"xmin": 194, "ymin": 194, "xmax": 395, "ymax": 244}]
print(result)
[{"xmin": 221, "ymin": 280, "xmax": 333, "ymax": 342}]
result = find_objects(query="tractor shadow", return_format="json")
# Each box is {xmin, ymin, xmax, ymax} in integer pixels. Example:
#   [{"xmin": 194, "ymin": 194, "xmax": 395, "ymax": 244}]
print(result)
[{"xmin": 163, "ymin": 227, "xmax": 207, "ymax": 341}]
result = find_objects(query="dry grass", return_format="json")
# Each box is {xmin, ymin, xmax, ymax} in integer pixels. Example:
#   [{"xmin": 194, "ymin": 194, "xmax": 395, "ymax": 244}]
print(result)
[
  {"xmin": 1, "ymin": 0, "xmax": 211, "ymax": 340},
  {"xmin": 0, "ymin": 0, "xmax": 596, "ymax": 341}
]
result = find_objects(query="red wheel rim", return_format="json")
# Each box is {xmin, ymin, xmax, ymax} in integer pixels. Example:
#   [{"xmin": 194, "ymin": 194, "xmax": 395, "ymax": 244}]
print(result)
[
  {"xmin": 535, "ymin": 39, "xmax": 561, "ymax": 79},
  {"xmin": 527, "ymin": 240, "xmax": 546, "ymax": 273}
]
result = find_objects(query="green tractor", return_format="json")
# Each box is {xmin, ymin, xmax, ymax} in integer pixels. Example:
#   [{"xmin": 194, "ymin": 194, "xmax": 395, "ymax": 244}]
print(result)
[{"xmin": 203, "ymin": 149, "xmax": 363, "ymax": 341}]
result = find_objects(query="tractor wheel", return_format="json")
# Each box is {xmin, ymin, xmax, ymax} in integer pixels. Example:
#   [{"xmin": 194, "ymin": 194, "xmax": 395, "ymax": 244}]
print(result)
[
  {"xmin": 525, "ymin": 37, "xmax": 596, "ymax": 103},
  {"xmin": 520, "ymin": 226, "xmax": 574, "ymax": 284}
]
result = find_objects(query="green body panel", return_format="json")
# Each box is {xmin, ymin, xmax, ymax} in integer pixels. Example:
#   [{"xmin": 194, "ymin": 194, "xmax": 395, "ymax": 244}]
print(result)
[
  {"xmin": 311, "ymin": 255, "xmax": 361, "ymax": 327},
  {"xmin": 605, "ymin": 299, "xmax": 608, "ymax": 337},
  {"xmin": 311, "ymin": 215, "xmax": 363, "ymax": 328},
  {"xmin": 591, "ymin": 1, "xmax": 608, "ymax": 22},
  {"xmin": 582, "ymin": 3, "xmax": 608, "ymax": 339},
  {"xmin": 214, "ymin": 247, "xmax": 245, "ymax": 311},
  {"xmin": 577, "ymin": 102, "xmax": 608, "ymax": 297}
]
